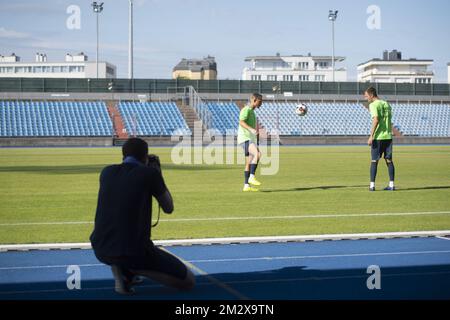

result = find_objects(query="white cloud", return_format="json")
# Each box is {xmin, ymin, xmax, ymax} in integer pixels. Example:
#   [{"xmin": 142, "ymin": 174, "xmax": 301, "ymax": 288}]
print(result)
[{"xmin": 0, "ymin": 27, "xmax": 30, "ymax": 39}]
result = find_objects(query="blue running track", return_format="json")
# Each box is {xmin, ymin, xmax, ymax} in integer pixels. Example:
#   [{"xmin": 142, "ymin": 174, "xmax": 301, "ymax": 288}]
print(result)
[{"xmin": 1, "ymin": 237, "xmax": 450, "ymax": 300}]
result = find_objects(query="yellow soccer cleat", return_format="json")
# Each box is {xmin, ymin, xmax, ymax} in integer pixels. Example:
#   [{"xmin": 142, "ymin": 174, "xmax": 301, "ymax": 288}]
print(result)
[
  {"xmin": 243, "ymin": 185, "xmax": 259, "ymax": 192},
  {"xmin": 248, "ymin": 176, "xmax": 262, "ymax": 186}
]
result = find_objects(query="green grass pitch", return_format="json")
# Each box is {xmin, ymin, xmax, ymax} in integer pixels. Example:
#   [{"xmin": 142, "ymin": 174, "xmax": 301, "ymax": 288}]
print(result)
[{"xmin": 0, "ymin": 145, "xmax": 449, "ymax": 244}]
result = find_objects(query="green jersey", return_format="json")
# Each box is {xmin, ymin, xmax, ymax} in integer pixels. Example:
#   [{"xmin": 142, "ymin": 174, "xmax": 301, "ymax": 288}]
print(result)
[
  {"xmin": 237, "ymin": 105, "xmax": 257, "ymax": 144},
  {"xmin": 369, "ymin": 99, "xmax": 393, "ymax": 140}
]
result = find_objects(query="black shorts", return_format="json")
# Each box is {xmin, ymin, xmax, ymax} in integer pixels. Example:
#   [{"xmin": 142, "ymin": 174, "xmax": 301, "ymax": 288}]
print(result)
[
  {"xmin": 371, "ymin": 139, "xmax": 393, "ymax": 161},
  {"xmin": 241, "ymin": 140, "xmax": 258, "ymax": 157},
  {"xmin": 95, "ymin": 242, "xmax": 187, "ymax": 280}
]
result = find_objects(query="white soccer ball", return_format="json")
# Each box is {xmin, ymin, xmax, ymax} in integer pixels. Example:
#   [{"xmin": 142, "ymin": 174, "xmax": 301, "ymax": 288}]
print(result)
[{"xmin": 295, "ymin": 103, "xmax": 308, "ymax": 117}]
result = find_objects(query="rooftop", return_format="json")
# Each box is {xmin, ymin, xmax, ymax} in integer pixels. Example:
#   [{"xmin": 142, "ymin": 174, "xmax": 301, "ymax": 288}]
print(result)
[
  {"xmin": 358, "ymin": 50, "xmax": 433, "ymax": 66},
  {"xmin": 173, "ymin": 56, "xmax": 217, "ymax": 72},
  {"xmin": 245, "ymin": 54, "xmax": 345, "ymax": 62}
]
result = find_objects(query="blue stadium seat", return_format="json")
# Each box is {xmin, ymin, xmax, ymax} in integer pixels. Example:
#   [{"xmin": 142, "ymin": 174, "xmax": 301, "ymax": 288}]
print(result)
[
  {"xmin": 204, "ymin": 102, "xmax": 240, "ymax": 135},
  {"xmin": 0, "ymin": 101, "xmax": 113, "ymax": 137},
  {"xmin": 392, "ymin": 103, "xmax": 450, "ymax": 137},
  {"xmin": 118, "ymin": 102, "xmax": 191, "ymax": 136},
  {"xmin": 257, "ymin": 102, "xmax": 372, "ymax": 136}
]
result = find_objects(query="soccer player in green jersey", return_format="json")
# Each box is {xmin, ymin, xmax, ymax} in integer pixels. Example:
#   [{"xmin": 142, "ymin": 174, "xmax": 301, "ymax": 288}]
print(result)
[
  {"xmin": 365, "ymin": 87, "xmax": 396, "ymax": 191},
  {"xmin": 238, "ymin": 93, "xmax": 263, "ymax": 192}
]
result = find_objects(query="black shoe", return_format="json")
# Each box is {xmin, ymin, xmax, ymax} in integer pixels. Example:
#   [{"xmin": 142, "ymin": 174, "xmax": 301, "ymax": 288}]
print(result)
[
  {"xmin": 369, "ymin": 187, "xmax": 375, "ymax": 192},
  {"xmin": 129, "ymin": 275, "xmax": 144, "ymax": 285},
  {"xmin": 111, "ymin": 265, "xmax": 136, "ymax": 295}
]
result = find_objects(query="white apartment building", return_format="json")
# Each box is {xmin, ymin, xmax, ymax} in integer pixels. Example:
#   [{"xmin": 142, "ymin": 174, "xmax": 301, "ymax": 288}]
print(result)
[
  {"xmin": 448, "ymin": 63, "xmax": 450, "ymax": 84},
  {"xmin": 357, "ymin": 50, "xmax": 434, "ymax": 84},
  {"xmin": 242, "ymin": 53, "xmax": 347, "ymax": 82},
  {"xmin": 0, "ymin": 52, "xmax": 116, "ymax": 78}
]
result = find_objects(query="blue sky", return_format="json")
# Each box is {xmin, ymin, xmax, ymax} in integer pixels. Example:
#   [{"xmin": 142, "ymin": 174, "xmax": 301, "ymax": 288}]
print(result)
[{"xmin": 0, "ymin": 0, "xmax": 449, "ymax": 81}]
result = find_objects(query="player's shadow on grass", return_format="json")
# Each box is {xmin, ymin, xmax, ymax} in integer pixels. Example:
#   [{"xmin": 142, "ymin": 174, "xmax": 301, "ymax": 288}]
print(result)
[
  {"xmin": 162, "ymin": 164, "xmax": 235, "ymax": 171},
  {"xmin": 396, "ymin": 186, "xmax": 450, "ymax": 191},
  {"xmin": 261, "ymin": 185, "xmax": 366, "ymax": 193},
  {"xmin": 0, "ymin": 163, "xmax": 232, "ymax": 175},
  {"xmin": 0, "ymin": 165, "xmax": 106, "ymax": 175}
]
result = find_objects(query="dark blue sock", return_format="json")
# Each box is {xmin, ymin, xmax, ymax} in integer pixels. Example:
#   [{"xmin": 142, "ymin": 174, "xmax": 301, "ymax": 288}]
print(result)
[
  {"xmin": 244, "ymin": 171, "xmax": 250, "ymax": 184},
  {"xmin": 370, "ymin": 162, "xmax": 378, "ymax": 182},
  {"xmin": 250, "ymin": 164, "xmax": 257, "ymax": 175},
  {"xmin": 387, "ymin": 161, "xmax": 395, "ymax": 181}
]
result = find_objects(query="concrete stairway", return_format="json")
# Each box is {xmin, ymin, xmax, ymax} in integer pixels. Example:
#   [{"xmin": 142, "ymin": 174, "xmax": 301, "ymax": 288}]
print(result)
[{"xmin": 106, "ymin": 102, "xmax": 128, "ymax": 139}]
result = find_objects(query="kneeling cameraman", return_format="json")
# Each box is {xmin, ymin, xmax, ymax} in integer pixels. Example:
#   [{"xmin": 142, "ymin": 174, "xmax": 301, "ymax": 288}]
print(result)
[{"xmin": 90, "ymin": 138, "xmax": 195, "ymax": 294}]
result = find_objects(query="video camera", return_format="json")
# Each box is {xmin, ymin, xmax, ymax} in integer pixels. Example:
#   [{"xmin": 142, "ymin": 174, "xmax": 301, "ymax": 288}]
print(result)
[{"xmin": 147, "ymin": 154, "xmax": 161, "ymax": 171}]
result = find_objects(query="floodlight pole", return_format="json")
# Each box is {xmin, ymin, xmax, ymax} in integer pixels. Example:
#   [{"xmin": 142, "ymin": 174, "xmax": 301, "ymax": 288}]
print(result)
[
  {"xmin": 96, "ymin": 10, "xmax": 99, "ymax": 79},
  {"xmin": 92, "ymin": 2, "xmax": 104, "ymax": 79},
  {"xmin": 328, "ymin": 10, "xmax": 338, "ymax": 82},
  {"xmin": 128, "ymin": 0, "xmax": 134, "ymax": 81}
]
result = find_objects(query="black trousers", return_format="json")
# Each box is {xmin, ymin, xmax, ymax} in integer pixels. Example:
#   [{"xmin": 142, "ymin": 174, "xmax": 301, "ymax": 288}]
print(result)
[{"xmin": 95, "ymin": 243, "xmax": 188, "ymax": 281}]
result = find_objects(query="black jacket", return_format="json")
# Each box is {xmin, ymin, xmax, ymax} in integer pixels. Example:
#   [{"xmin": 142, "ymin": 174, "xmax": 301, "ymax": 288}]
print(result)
[{"xmin": 90, "ymin": 163, "xmax": 167, "ymax": 257}]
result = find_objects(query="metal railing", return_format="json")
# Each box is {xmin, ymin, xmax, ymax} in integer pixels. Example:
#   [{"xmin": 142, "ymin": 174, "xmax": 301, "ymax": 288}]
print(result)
[
  {"xmin": 0, "ymin": 78, "xmax": 449, "ymax": 96},
  {"xmin": 188, "ymin": 86, "xmax": 212, "ymax": 129}
]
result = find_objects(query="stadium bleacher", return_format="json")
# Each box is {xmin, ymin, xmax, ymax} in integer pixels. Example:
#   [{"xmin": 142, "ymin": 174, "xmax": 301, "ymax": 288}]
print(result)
[
  {"xmin": 257, "ymin": 102, "xmax": 372, "ymax": 136},
  {"xmin": 1, "ymin": 100, "xmax": 449, "ymax": 138},
  {"xmin": 0, "ymin": 101, "xmax": 113, "ymax": 137},
  {"xmin": 204, "ymin": 102, "xmax": 240, "ymax": 134},
  {"xmin": 392, "ymin": 103, "xmax": 450, "ymax": 137},
  {"xmin": 118, "ymin": 101, "xmax": 191, "ymax": 136}
]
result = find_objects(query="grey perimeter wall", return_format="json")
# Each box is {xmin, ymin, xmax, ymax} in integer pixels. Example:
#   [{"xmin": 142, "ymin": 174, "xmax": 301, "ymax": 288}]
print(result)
[{"xmin": 1, "ymin": 136, "xmax": 450, "ymax": 147}]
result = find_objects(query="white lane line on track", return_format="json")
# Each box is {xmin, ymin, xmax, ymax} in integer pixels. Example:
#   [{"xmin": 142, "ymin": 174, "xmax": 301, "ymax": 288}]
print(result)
[
  {"xmin": 1, "ymin": 211, "xmax": 450, "ymax": 226},
  {"xmin": 1, "ymin": 250, "xmax": 450, "ymax": 271}
]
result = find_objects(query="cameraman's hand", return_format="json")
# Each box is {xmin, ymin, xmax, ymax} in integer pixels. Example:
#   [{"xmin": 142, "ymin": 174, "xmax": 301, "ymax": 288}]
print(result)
[{"xmin": 156, "ymin": 190, "xmax": 173, "ymax": 214}]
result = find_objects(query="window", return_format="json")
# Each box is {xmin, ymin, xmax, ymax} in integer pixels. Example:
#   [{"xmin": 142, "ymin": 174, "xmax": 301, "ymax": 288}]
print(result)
[
  {"xmin": 0, "ymin": 67, "xmax": 14, "ymax": 73},
  {"xmin": 299, "ymin": 62, "xmax": 309, "ymax": 70},
  {"xmin": 33, "ymin": 66, "xmax": 42, "ymax": 73},
  {"xmin": 315, "ymin": 75, "xmax": 325, "ymax": 81},
  {"xmin": 61, "ymin": 66, "xmax": 69, "ymax": 73},
  {"xmin": 52, "ymin": 66, "xmax": 61, "ymax": 73},
  {"xmin": 315, "ymin": 62, "xmax": 329, "ymax": 69},
  {"xmin": 267, "ymin": 75, "xmax": 277, "ymax": 81},
  {"xmin": 272, "ymin": 61, "xmax": 290, "ymax": 70},
  {"xmin": 283, "ymin": 75, "xmax": 293, "ymax": 81},
  {"xmin": 416, "ymin": 78, "xmax": 431, "ymax": 84},
  {"xmin": 299, "ymin": 75, "xmax": 309, "ymax": 81},
  {"xmin": 43, "ymin": 66, "xmax": 51, "ymax": 73},
  {"xmin": 251, "ymin": 75, "xmax": 261, "ymax": 81}
]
